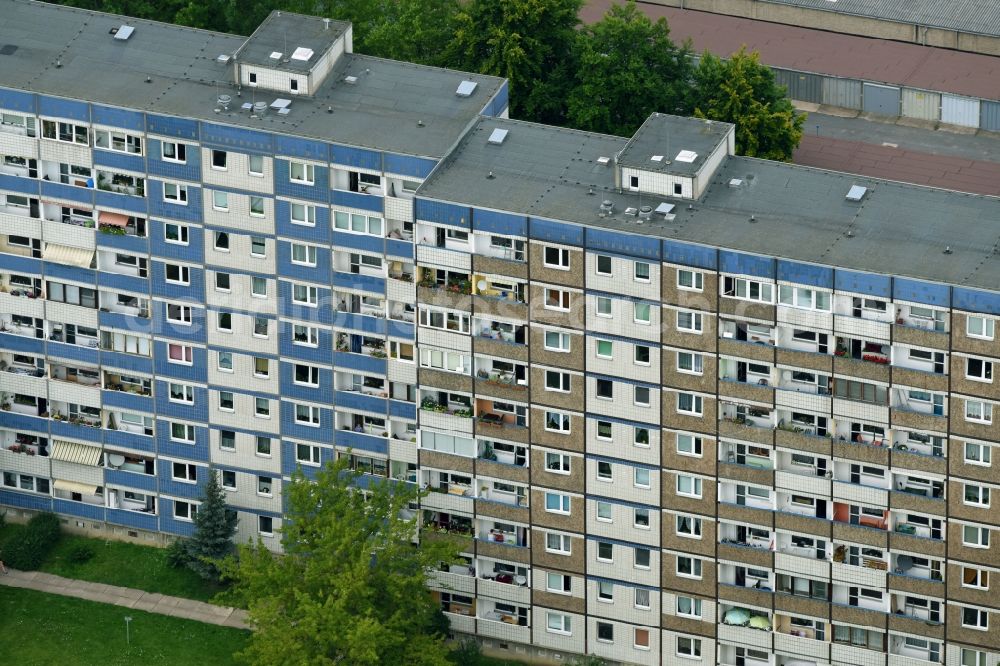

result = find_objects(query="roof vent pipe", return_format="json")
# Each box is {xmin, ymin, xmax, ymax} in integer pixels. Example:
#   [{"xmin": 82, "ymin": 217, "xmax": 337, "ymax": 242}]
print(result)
[{"xmin": 324, "ymin": 18, "xmax": 330, "ymax": 30}]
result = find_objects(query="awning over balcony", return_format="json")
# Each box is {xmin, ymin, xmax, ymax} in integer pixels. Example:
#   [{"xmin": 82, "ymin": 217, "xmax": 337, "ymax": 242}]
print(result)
[
  {"xmin": 98, "ymin": 211, "xmax": 129, "ymax": 227},
  {"xmin": 42, "ymin": 243, "xmax": 95, "ymax": 268},
  {"xmin": 53, "ymin": 479, "xmax": 100, "ymax": 495},
  {"xmin": 51, "ymin": 440, "xmax": 102, "ymax": 466}
]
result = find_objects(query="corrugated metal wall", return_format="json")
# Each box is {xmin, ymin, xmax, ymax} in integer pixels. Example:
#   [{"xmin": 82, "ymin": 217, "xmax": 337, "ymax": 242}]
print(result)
[
  {"xmin": 862, "ymin": 83, "xmax": 901, "ymax": 116},
  {"xmin": 981, "ymin": 101, "xmax": 1000, "ymax": 131},
  {"xmin": 901, "ymin": 89, "xmax": 940, "ymax": 121},
  {"xmin": 941, "ymin": 94, "xmax": 981, "ymax": 127},
  {"xmin": 774, "ymin": 68, "xmax": 823, "ymax": 104},
  {"xmin": 822, "ymin": 77, "xmax": 862, "ymax": 110}
]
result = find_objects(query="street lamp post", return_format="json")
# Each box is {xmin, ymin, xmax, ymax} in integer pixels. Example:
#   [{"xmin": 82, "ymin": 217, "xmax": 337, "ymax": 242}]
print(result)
[{"xmin": 124, "ymin": 616, "xmax": 133, "ymax": 646}]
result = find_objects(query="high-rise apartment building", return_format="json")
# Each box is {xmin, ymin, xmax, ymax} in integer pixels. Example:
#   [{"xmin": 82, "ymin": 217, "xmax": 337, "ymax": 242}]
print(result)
[{"xmin": 1, "ymin": 3, "xmax": 999, "ymax": 666}]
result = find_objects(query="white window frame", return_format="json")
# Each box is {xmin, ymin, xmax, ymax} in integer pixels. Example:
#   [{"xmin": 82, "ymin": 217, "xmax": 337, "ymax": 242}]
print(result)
[
  {"xmin": 677, "ymin": 268, "xmax": 703, "ymax": 291},
  {"xmin": 676, "ymin": 309, "xmax": 703, "ymax": 333},
  {"xmin": 968, "ymin": 315, "xmax": 995, "ymax": 340},
  {"xmin": 162, "ymin": 181, "xmax": 188, "ymax": 205}
]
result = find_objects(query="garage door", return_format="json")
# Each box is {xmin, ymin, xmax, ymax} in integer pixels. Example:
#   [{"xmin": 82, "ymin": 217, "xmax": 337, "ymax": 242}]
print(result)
[
  {"xmin": 822, "ymin": 77, "xmax": 861, "ymax": 110},
  {"xmin": 982, "ymin": 101, "xmax": 1000, "ymax": 132},
  {"xmin": 901, "ymin": 89, "xmax": 940, "ymax": 121},
  {"xmin": 863, "ymin": 83, "xmax": 901, "ymax": 116},
  {"xmin": 774, "ymin": 69, "xmax": 823, "ymax": 104},
  {"xmin": 941, "ymin": 95, "xmax": 981, "ymax": 127}
]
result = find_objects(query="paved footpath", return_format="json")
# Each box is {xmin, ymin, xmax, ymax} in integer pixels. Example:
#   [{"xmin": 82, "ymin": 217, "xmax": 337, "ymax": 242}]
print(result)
[{"xmin": 0, "ymin": 569, "xmax": 250, "ymax": 630}]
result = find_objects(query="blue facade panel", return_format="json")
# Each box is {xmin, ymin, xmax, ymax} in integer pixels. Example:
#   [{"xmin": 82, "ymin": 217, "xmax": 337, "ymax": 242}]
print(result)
[
  {"xmin": 529, "ymin": 217, "xmax": 584, "ymax": 246},
  {"xmin": 54, "ymin": 500, "xmax": 106, "ymax": 521},
  {"xmin": 332, "ymin": 351, "xmax": 386, "ymax": 375},
  {"xmin": 331, "ymin": 231, "xmax": 384, "ymax": 255},
  {"xmin": 96, "ymin": 271, "xmax": 148, "ymax": 294},
  {"xmin": 0, "ymin": 490, "xmax": 53, "ymax": 512},
  {"xmin": 105, "ymin": 468, "xmax": 158, "ymax": 493},
  {"xmin": 106, "ymin": 509, "xmax": 158, "ymax": 531},
  {"xmin": 333, "ymin": 312, "xmax": 387, "ymax": 336},
  {"xmin": 50, "ymin": 421, "xmax": 102, "ymax": 443},
  {"xmin": 102, "ymin": 390, "xmax": 154, "ymax": 415},
  {"xmin": 389, "ymin": 399, "xmax": 417, "ymax": 421},
  {"xmin": 275, "ymin": 135, "xmax": 328, "ymax": 161},
  {"xmin": 37, "ymin": 94, "xmax": 89, "ymax": 121},
  {"xmin": 3, "ymin": 254, "xmax": 41, "ymax": 276},
  {"xmin": 99, "ymin": 311, "xmax": 153, "ymax": 334},
  {"xmin": 150, "ymin": 261, "xmax": 205, "ymax": 301},
  {"xmin": 777, "ymin": 260, "xmax": 834, "ymax": 289},
  {"xmin": 0, "ymin": 86, "xmax": 36, "ymax": 113},
  {"xmin": 335, "ymin": 430, "xmax": 388, "ymax": 455},
  {"xmin": 387, "ymin": 320, "xmax": 414, "ymax": 340},
  {"xmin": 0, "ymin": 332, "xmax": 45, "ymax": 356},
  {"xmin": 332, "ymin": 189, "xmax": 383, "ymax": 212},
  {"xmin": 330, "ymin": 144, "xmax": 381, "ymax": 170},
  {"xmin": 280, "ymin": 402, "xmax": 334, "ymax": 444},
  {"xmin": 473, "ymin": 209, "xmax": 527, "ymax": 237},
  {"xmin": 91, "ymin": 104, "xmax": 145, "ymax": 132},
  {"xmin": 0, "ymin": 413, "xmax": 48, "ymax": 433},
  {"xmin": 331, "ymin": 271, "xmax": 385, "ymax": 294},
  {"xmin": 954, "ymin": 287, "xmax": 1000, "ymax": 315},
  {"xmin": 103, "ymin": 429, "xmax": 155, "ymax": 453},
  {"xmin": 893, "ymin": 277, "xmax": 950, "ymax": 307},
  {"xmin": 150, "ymin": 220, "xmax": 205, "ymax": 262},
  {"xmin": 719, "ymin": 250, "xmax": 776, "ymax": 279},
  {"xmin": 100, "ymin": 351, "xmax": 154, "ymax": 376},
  {"xmin": 156, "ymin": 423, "xmax": 210, "ymax": 461},
  {"xmin": 335, "ymin": 390, "xmax": 388, "ymax": 415},
  {"xmin": 45, "ymin": 261, "xmax": 94, "ymax": 284},
  {"xmin": 277, "ymin": 242, "xmax": 331, "ymax": 283},
  {"xmin": 385, "ymin": 239, "xmax": 414, "ymax": 260},
  {"xmin": 152, "ymin": 304, "xmax": 207, "ymax": 344},
  {"xmin": 146, "ymin": 141, "xmax": 202, "ymax": 181},
  {"xmin": 147, "ymin": 114, "xmax": 199, "ymax": 140},
  {"xmin": 834, "ymin": 269, "xmax": 891, "ymax": 297},
  {"xmin": 157, "ymin": 460, "xmax": 207, "ymax": 499},
  {"xmin": 41, "ymin": 180, "xmax": 93, "ymax": 206},
  {"xmin": 96, "ymin": 229, "xmax": 149, "ymax": 254},
  {"xmin": 662, "ymin": 240, "xmax": 718, "ymax": 270},
  {"xmin": 384, "ymin": 153, "xmax": 436, "ymax": 179},
  {"xmin": 147, "ymin": 180, "xmax": 202, "ymax": 222},
  {"xmin": 273, "ymin": 159, "xmax": 329, "ymax": 203},
  {"xmin": 92, "ymin": 149, "xmax": 145, "ymax": 173},
  {"xmin": 277, "ymin": 280, "xmax": 330, "ymax": 324},
  {"xmin": 0, "ymin": 173, "xmax": 39, "ymax": 195},
  {"xmin": 415, "ymin": 198, "xmax": 469, "ymax": 227},
  {"xmin": 153, "ymin": 343, "xmax": 207, "ymax": 382},
  {"xmin": 199, "ymin": 122, "xmax": 273, "ymax": 154},
  {"xmin": 275, "ymin": 199, "xmax": 332, "ymax": 244},
  {"xmin": 278, "ymin": 323, "xmax": 333, "ymax": 364},
  {"xmin": 47, "ymin": 341, "xmax": 99, "ymax": 365},
  {"xmin": 155, "ymin": 382, "xmax": 209, "ymax": 423},
  {"xmin": 586, "ymin": 227, "xmax": 661, "ymax": 261},
  {"xmin": 94, "ymin": 189, "xmax": 147, "ymax": 214}
]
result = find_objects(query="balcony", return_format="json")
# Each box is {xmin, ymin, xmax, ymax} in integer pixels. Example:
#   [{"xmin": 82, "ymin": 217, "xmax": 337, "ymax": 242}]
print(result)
[{"xmin": 2, "ymin": 432, "xmax": 49, "ymax": 458}]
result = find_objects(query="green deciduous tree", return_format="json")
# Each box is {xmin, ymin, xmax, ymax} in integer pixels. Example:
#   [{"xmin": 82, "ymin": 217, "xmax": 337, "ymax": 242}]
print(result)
[
  {"xmin": 568, "ymin": 0, "xmax": 693, "ymax": 136},
  {"xmin": 446, "ymin": 0, "xmax": 583, "ymax": 123},
  {"xmin": 186, "ymin": 471, "xmax": 238, "ymax": 581},
  {"xmin": 691, "ymin": 48, "xmax": 805, "ymax": 161},
  {"xmin": 219, "ymin": 456, "xmax": 457, "ymax": 666}
]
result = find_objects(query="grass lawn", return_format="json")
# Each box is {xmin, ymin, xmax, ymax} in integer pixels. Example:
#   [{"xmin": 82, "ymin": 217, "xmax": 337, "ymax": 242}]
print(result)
[
  {"xmin": 0, "ymin": 525, "xmax": 226, "ymax": 602},
  {"xmin": 0, "ymin": 587, "xmax": 248, "ymax": 665}
]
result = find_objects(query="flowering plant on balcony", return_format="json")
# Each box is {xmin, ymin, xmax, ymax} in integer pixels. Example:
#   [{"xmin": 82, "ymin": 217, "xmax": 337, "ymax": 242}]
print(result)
[{"xmin": 862, "ymin": 354, "xmax": 889, "ymax": 364}]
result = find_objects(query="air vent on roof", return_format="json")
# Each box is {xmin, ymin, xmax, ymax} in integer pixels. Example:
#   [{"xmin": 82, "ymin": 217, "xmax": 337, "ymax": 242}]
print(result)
[
  {"xmin": 270, "ymin": 51, "xmax": 282, "ymax": 60},
  {"xmin": 650, "ymin": 155, "xmax": 664, "ymax": 163},
  {"xmin": 596, "ymin": 156, "xmax": 610, "ymax": 166},
  {"xmin": 251, "ymin": 101, "xmax": 268, "ymax": 117},
  {"xmin": 487, "ymin": 128, "xmax": 509, "ymax": 145},
  {"xmin": 216, "ymin": 54, "xmax": 231, "ymax": 64},
  {"xmin": 270, "ymin": 98, "xmax": 292, "ymax": 110},
  {"xmin": 655, "ymin": 202, "xmax": 675, "ymax": 216},
  {"xmin": 638, "ymin": 206, "xmax": 653, "ymax": 221},
  {"xmin": 344, "ymin": 75, "xmax": 358, "ymax": 84},
  {"xmin": 598, "ymin": 200, "xmax": 614, "ymax": 217},
  {"xmin": 729, "ymin": 178, "xmax": 743, "ymax": 188},
  {"xmin": 624, "ymin": 207, "xmax": 638, "ymax": 217},
  {"xmin": 846, "ymin": 185, "xmax": 868, "ymax": 201},
  {"xmin": 217, "ymin": 95, "xmax": 232, "ymax": 111},
  {"xmin": 113, "ymin": 25, "xmax": 135, "ymax": 41},
  {"xmin": 675, "ymin": 150, "xmax": 698, "ymax": 163},
  {"xmin": 291, "ymin": 47, "xmax": 314, "ymax": 62},
  {"xmin": 456, "ymin": 80, "xmax": 478, "ymax": 97}
]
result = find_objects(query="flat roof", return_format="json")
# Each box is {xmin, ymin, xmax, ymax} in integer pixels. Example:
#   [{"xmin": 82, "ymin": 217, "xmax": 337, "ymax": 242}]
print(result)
[
  {"xmin": 418, "ymin": 115, "xmax": 1000, "ymax": 292},
  {"xmin": 234, "ymin": 11, "xmax": 348, "ymax": 72},
  {"xmin": 617, "ymin": 113, "xmax": 732, "ymax": 176},
  {"xmin": 582, "ymin": 0, "xmax": 1000, "ymax": 102},
  {"xmin": 0, "ymin": 0, "xmax": 503, "ymax": 158},
  {"xmin": 758, "ymin": 0, "xmax": 1000, "ymax": 38}
]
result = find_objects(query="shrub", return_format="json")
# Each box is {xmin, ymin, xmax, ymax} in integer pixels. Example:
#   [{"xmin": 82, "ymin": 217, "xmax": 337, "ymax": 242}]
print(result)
[
  {"xmin": 165, "ymin": 538, "xmax": 191, "ymax": 568},
  {"xmin": 66, "ymin": 542, "xmax": 95, "ymax": 564},
  {"xmin": 1, "ymin": 512, "xmax": 61, "ymax": 570}
]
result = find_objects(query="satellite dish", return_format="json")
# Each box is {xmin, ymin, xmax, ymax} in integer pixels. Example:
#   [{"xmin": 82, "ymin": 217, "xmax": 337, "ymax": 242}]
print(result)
[{"xmin": 476, "ymin": 280, "xmax": 488, "ymax": 292}]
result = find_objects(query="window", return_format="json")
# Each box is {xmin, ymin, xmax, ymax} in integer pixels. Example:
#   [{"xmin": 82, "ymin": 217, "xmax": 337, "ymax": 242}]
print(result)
[
  {"xmin": 164, "ymin": 223, "xmax": 188, "ymax": 245},
  {"xmin": 295, "ymin": 404, "xmax": 321, "ymax": 426},
  {"xmin": 634, "ymin": 468, "xmax": 650, "ymax": 488},
  {"xmin": 253, "ymin": 316, "xmax": 269, "ymax": 338},
  {"xmin": 596, "ymin": 622, "xmax": 613, "ymax": 643},
  {"xmin": 677, "ymin": 596, "xmax": 702, "ymax": 618},
  {"xmin": 677, "ymin": 351, "xmax": 703, "ymax": 374},
  {"xmin": 543, "ymin": 246, "xmax": 569, "ymax": 269},
  {"xmin": 677, "ymin": 637, "xmax": 702, "ymax": 659},
  {"xmin": 634, "ymin": 262, "xmax": 650, "ymax": 281},
  {"xmin": 256, "ymin": 436, "xmax": 272, "ymax": 456},
  {"xmin": 291, "ymin": 243, "xmax": 318, "ymax": 266},
  {"xmin": 963, "ymin": 566, "xmax": 990, "ymax": 590},
  {"xmin": 597, "ymin": 541, "xmax": 614, "ymax": 562},
  {"xmin": 211, "ymin": 150, "xmax": 227, "ymax": 170},
  {"xmin": 248, "ymin": 154, "xmax": 263, "ymax": 176},
  {"xmin": 634, "ymin": 302, "xmax": 650, "ymax": 324},
  {"xmin": 546, "ymin": 573, "xmax": 571, "ymax": 594},
  {"xmin": 964, "ymin": 525, "xmax": 991, "ymax": 548},
  {"xmin": 220, "ymin": 470, "xmax": 236, "ymax": 489},
  {"xmin": 634, "ymin": 428, "xmax": 650, "ymax": 447},
  {"xmin": 962, "ymin": 607, "xmax": 989, "ymax": 630},
  {"xmin": 258, "ymin": 516, "xmax": 273, "ymax": 535},
  {"xmin": 596, "ymin": 255, "xmax": 612, "ymax": 276},
  {"xmin": 634, "ymin": 508, "xmax": 650, "ymax": 528},
  {"xmin": 677, "ymin": 310, "xmax": 703, "ymax": 333},
  {"xmin": 677, "ymin": 269, "xmax": 703, "ymax": 291},
  {"xmin": 41, "ymin": 119, "xmax": 88, "ymax": 144},
  {"xmin": 634, "ymin": 548, "xmax": 650, "ymax": 569},
  {"xmin": 164, "ymin": 264, "xmax": 190, "ymax": 285},
  {"xmin": 968, "ymin": 316, "xmax": 995, "ymax": 340},
  {"xmin": 596, "ymin": 420, "xmax": 612, "ymax": 440},
  {"xmin": 214, "ymin": 231, "xmax": 230, "ymax": 251},
  {"xmin": 219, "ymin": 430, "xmax": 236, "ymax": 451},
  {"xmin": 292, "ymin": 324, "xmax": 318, "ymax": 347},
  {"xmin": 251, "ymin": 277, "xmax": 267, "ymax": 297},
  {"xmin": 212, "ymin": 190, "xmax": 228, "ymax": 211},
  {"xmin": 215, "ymin": 272, "xmax": 231, "ymax": 291},
  {"xmin": 676, "ymin": 514, "xmax": 701, "ymax": 537},
  {"xmin": 290, "ymin": 202, "xmax": 316, "ymax": 226},
  {"xmin": 965, "ymin": 484, "xmax": 991, "ymax": 507},
  {"xmin": 296, "ymin": 443, "xmax": 321, "ymax": 465},
  {"xmin": 723, "ymin": 276, "xmax": 773, "ymax": 303},
  {"xmin": 249, "ymin": 196, "xmax": 265, "ymax": 216},
  {"xmin": 677, "ymin": 392, "xmax": 702, "ymax": 415},
  {"xmin": 543, "ymin": 331, "xmax": 570, "ymax": 352},
  {"xmin": 634, "ymin": 386, "xmax": 650, "ymax": 406},
  {"xmin": 251, "ymin": 236, "xmax": 266, "ymax": 257},
  {"xmin": 596, "ymin": 296, "xmax": 612, "ymax": 317},
  {"xmin": 544, "ymin": 288, "xmax": 570, "ymax": 311},
  {"xmin": 596, "ymin": 339, "xmax": 613, "ymax": 359},
  {"xmin": 255, "ymin": 397, "xmax": 270, "ymax": 417},
  {"xmin": 778, "ymin": 285, "xmax": 831, "ymax": 311},
  {"xmin": 634, "ymin": 589, "xmax": 650, "ymax": 611},
  {"xmin": 634, "ymin": 345, "xmax": 650, "ymax": 365},
  {"xmin": 163, "ymin": 182, "xmax": 188, "ymax": 204},
  {"xmin": 173, "ymin": 500, "xmax": 197, "ymax": 521},
  {"xmin": 545, "ymin": 532, "xmax": 571, "ymax": 554},
  {"xmin": 595, "ymin": 379, "xmax": 613, "ymax": 400},
  {"xmin": 965, "ymin": 441, "xmax": 992, "ymax": 466},
  {"xmin": 546, "ymin": 612, "xmax": 571, "ymax": 635},
  {"xmin": 545, "ymin": 492, "xmax": 570, "ymax": 514},
  {"xmin": 217, "ymin": 351, "xmax": 233, "ymax": 372},
  {"xmin": 676, "ymin": 556, "xmax": 702, "ymax": 579},
  {"xmin": 597, "ymin": 461, "xmax": 612, "ymax": 481},
  {"xmin": 294, "ymin": 364, "xmax": 320, "ymax": 386},
  {"xmin": 172, "ymin": 462, "xmax": 197, "ymax": 482},
  {"xmin": 219, "ymin": 391, "xmax": 235, "ymax": 411},
  {"xmin": 167, "ymin": 344, "xmax": 192, "ymax": 365},
  {"xmin": 677, "ymin": 474, "xmax": 702, "ymax": 498},
  {"xmin": 596, "ymin": 501, "xmax": 613, "ymax": 521},
  {"xmin": 217, "ymin": 312, "xmax": 232, "ymax": 332},
  {"xmin": 292, "ymin": 283, "xmax": 318, "ymax": 306},
  {"xmin": 544, "ymin": 370, "xmax": 571, "ymax": 392},
  {"xmin": 966, "ymin": 399, "xmax": 993, "ymax": 424},
  {"xmin": 676, "ymin": 434, "xmax": 703, "ymax": 457},
  {"xmin": 168, "ymin": 383, "xmax": 194, "ymax": 404},
  {"xmin": 161, "ymin": 141, "xmax": 186, "ymax": 163},
  {"xmin": 257, "ymin": 476, "xmax": 273, "ymax": 496},
  {"xmin": 545, "ymin": 452, "xmax": 570, "ymax": 473},
  {"xmin": 967, "ymin": 357, "xmax": 994, "ymax": 382},
  {"xmin": 289, "ymin": 161, "xmax": 314, "ymax": 184},
  {"xmin": 962, "ymin": 649, "xmax": 988, "ymax": 666},
  {"xmin": 334, "ymin": 211, "xmax": 383, "ymax": 236},
  {"xmin": 545, "ymin": 411, "xmax": 571, "ymax": 433}
]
